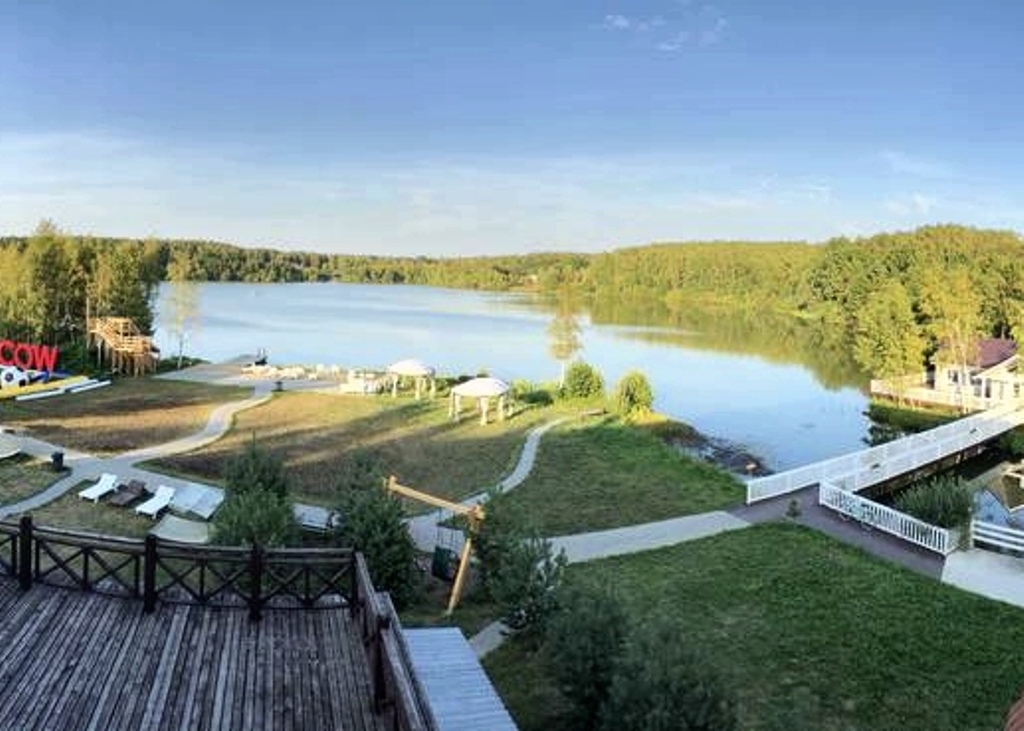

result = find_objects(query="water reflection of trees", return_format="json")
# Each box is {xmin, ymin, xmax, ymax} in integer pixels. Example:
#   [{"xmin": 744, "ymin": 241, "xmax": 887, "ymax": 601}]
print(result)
[{"xmin": 585, "ymin": 296, "xmax": 866, "ymax": 390}]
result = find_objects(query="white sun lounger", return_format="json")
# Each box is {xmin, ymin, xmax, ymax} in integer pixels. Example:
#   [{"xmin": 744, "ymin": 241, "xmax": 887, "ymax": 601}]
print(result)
[
  {"xmin": 135, "ymin": 485, "xmax": 176, "ymax": 519},
  {"xmin": 78, "ymin": 473, "xmax": 120, "ymax": 502}
]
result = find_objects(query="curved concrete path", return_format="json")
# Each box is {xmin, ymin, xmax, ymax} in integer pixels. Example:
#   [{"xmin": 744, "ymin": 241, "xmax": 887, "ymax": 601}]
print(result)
[{"xmin": 0, "ymin": 383, "xmax": 273, "ymax": 520}]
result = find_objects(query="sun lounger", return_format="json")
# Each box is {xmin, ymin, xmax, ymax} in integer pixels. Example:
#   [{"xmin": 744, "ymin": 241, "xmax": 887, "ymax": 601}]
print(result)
[
  {"xmin": 78, "ymin": 473, "xmax": 119, "ymax": 502},
  {"xmin": 135, "ymin": 485, "xmax": 175, "ymax": 519},
  {"xmin": 108, "ymin": 479, "xmax": 148, "ymax": 507}
]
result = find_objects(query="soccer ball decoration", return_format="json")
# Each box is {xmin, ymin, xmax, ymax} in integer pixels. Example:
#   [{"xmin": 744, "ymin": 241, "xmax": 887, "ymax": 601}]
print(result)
[{"xmin": 0, "ymin": 366, "xmax": 28, "ymax": 389}]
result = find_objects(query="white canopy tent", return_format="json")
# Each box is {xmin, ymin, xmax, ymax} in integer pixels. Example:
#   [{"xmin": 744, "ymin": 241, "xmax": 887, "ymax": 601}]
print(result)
[
  {"xmin": 449, "ymin": 377, "xmax": 510, "ymax": 425},
  {"xmin": 386, "ymin": 359, "xmax": 437, "ymax": 399}
]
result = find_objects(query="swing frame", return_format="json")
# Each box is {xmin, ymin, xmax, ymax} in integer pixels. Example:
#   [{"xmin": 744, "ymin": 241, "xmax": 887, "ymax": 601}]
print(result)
[{"xmin": 386, "ymin": 475, "xmax": 485, "ymax": 615}]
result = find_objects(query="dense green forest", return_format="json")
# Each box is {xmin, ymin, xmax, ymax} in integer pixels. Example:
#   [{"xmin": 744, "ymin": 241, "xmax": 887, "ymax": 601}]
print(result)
[{"xmin": 2, "ymin": 222, "xmax": 1022, "ymax": 383}]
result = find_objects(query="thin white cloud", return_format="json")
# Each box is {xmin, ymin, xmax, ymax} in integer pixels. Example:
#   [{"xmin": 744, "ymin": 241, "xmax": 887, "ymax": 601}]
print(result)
[
  {"xmin": 656, "ymin": 31, "xmax": 691, "ymax": 52},
  {"xmin": 603, "ymin": 14, "xmax": 631, "ymax": 30},
  {"xmin": 698, "ymin": 16, "xmax": 728, "ymax": 47},
  {"xmin": 880, "ymin": 150, "xmax": 953, "ymax": 179},
  {"xmin": 884, "ymin": 192, "xmax": 938, "ymax": 217}
]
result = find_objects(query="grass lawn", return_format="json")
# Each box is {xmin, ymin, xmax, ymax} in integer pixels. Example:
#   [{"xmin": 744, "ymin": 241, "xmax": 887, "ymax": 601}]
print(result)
[
  {"xmin": 149, "ymin": 391, "xmax": 560, "ymax": 506},
  {"xmin": 485, "ymin": 523, "xmax": 1024, "ymax": 731},
  {"xmin": 504, "ymin": 415, "xmax": 745, "ymax": 535},
  {"xmin": 1, "ymin": 379, "xmax": 250, "ymax": 455},
  {"xmin": 19, "ymin": 486, "xmax": 157, "ymax": 539},
  {"xmin": 0, "ymin": 454, "xmax": 63, "ymax": 504}
]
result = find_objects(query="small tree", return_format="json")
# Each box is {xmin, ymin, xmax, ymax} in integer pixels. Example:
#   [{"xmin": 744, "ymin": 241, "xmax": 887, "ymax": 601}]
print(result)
[
  {"xmin": 162, "ymin": 252, "xmax": 201, "ymax": 369},
  {"xmin": 602, "ymin": 614, "xmax": 737, "ymax": 731},
  {"xmin": 334, "ymin": 451, "xmax": 418, "ymax": 609},
  {"xmin": 562, "ymin": 361, "xmax": 604, "ymax": 400},
  {"xmin": 212, "ymin": 489, "xmax": 300, "ymax": 547},
  {"xmin": 213, "ymin": 439, "xmax": 298, "ymax": 547},
  {"xmin": 545, "ymin": 581, "xmax": 628, "ymax": 730},
  {"xmin": 472, "ymin": 488, "xmax": 566, "ymax": 636},
  {"xmin": 224, "ymin": 437, "xmax": 290, "ymax": 499},
  {"xmin": 614, "ymin": 370, "xmax": 654, "ymax": 419}
]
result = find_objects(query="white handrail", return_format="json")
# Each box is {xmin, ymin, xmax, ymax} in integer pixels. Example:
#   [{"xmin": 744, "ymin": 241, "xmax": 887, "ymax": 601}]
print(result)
[
  {"xmin": 748, "ymin": 403, "xmax": 1024, "ymax": 504},
  {"xmin": 818, "ymin": 482, "xmax": 957, "ymax": 555}
]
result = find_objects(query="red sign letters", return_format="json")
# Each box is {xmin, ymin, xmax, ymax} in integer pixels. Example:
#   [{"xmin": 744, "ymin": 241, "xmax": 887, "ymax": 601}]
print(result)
[{"xmin": 0, "ymin": 340, "xmax": 59, "ymax": 372}]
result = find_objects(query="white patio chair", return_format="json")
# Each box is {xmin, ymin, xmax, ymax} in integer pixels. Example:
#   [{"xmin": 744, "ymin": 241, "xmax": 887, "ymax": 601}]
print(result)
[
  {"xmin": 135, "ymin": 485, "xmax": 176, "ymax": 519},
  {"xmin": 77, "ymin": 473, "xmax": 119, "ymax": 502}
]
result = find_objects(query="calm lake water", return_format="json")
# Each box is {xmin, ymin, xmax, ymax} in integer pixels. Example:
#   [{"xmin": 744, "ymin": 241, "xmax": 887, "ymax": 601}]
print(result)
[{"xmin": 153, "ymin": 282, "xmax": 871, "ymax": 471}]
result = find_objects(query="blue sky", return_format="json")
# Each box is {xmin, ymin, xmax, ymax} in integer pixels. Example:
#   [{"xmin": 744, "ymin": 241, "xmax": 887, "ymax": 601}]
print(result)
[{"xmin": 3, "ymin": 0, "xmax": 1023, "ymax": 255}]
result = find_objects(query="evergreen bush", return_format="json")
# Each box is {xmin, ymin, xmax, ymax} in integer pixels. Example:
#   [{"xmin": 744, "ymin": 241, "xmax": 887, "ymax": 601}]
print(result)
[
  {"xmin": 894, "ymin": 474, "xmax": 975, "ymax": 529},
  {"xmin": 562, "ymin": 361, "xmax": 604, "ymax": 400},
  {"xmin": 614, "ymin": 370, "xmax": 654, "ymax": 418}
]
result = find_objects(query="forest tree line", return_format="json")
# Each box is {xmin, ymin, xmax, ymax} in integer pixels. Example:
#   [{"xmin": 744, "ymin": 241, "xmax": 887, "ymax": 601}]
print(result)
[{"xmin": 2, "ymin": 222, "xmax": 1022, "ymax": 381}]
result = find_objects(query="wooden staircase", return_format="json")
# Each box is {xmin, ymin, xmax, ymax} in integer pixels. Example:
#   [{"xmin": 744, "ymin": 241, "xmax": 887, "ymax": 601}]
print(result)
[{"xmin": 88, "ymin": 317, "xmax": 159, "ymax": 376}]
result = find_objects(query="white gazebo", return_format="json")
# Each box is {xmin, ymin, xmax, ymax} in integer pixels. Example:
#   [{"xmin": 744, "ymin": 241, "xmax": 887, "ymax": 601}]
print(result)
[
  {"xmin": 449, "ymin": 377, "xmax": 510, "ymax": 425},
  {"xmin": 386, "ymin": 359, "xmax": 436, "ymax": 399}
]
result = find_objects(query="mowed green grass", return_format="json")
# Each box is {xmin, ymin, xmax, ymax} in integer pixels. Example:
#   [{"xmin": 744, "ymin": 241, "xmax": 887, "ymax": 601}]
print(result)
[
  {"xmin": 504, "ymin": 416, "xmax": 744, "ymax": 535},
  {"xmin": 21, "ymin": 485, "xmax": 155, "ymax": 539},
  {"xmin": 0, "ymin": 454, "xmax": 62, "ymax": 504},
  {"xmin": 3, "ymin": 379, "xmax": 250, "ymax": 455},
  {"xmin": 149, "ymin": 392, "xmax": 560, "ymax": 506},
  {"xmin": 485, "ymin": 523, "xmax": 1024, "ymax": 731}
]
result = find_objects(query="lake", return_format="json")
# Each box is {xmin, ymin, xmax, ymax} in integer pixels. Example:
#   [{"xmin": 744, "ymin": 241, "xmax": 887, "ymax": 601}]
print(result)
[{"xmin": 152, "ymin": 282, "xmax": 871, "ymax": 471}]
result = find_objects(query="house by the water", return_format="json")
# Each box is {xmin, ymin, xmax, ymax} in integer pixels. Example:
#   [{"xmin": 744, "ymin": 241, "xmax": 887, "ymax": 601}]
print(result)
[{"xmin": 870, "ymin": 338, "xmax": 1022, "ymax": 410}]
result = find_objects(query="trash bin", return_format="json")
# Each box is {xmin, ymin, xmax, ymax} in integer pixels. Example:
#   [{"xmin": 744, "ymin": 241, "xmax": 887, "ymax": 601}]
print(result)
[
  {"xmin": 50, "ymin": 451, "xmax": 64, "ymax": 471},
  {"xmin": 431, "ymin": 546, "xmax": 459, "ymax": 582}
]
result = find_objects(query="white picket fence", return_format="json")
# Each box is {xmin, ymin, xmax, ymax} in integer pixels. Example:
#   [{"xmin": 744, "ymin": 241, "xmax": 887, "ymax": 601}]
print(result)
[
  {"xmin": 748, "ymin": 402, "xmax": 1024, "ymax": 504},
  {"xmin": 971, "ymin": 520, "xmax": 1024, "ymax": 555},
  {"xmin": 818, "ymin": 481, "xmax": 958, "ymax": 555}
]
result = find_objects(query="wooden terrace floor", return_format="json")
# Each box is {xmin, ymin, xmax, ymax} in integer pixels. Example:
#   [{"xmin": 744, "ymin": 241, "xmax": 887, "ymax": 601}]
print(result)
[{"xmin": 0, "ymin": 578, "xmax": 386, "ymax": 731}]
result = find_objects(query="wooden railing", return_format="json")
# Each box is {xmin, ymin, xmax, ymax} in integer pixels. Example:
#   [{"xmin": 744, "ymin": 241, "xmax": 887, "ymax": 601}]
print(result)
[
  {"xmin": 818, "ymin": 482, "xmax": 958, "ymax": 555},
  {"xmin": 972, "ymin": 520, "xmax": 1024, "ymax": 556},
  {"xmin": 0, "ymin": 518, "xmax": 435, "ymax": 731},
  {"xmin": 749, "ymin": 402, "xmax": 1024, "ymax": 503},
  {"xmin": 352, "ymin": 554, "xmax": 439, "ymax": 731},
  {"xmin": 1, "ymin": 517, "xmax": 355, "ymax": 619}
]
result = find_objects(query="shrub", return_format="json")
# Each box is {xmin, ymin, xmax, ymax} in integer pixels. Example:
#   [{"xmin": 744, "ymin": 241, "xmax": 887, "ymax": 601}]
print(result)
[
  {"xmin": 335, "ymin": 484, "xmax": 419, "ymax": 609},
  {"xmin": 224, "ymin": 436, "xmax": 290, "ymax": 499},
  {"xmin": 601, "ymin": 614, "xmax": 737, "ymax": 731},
  {"xmin": 1000, "ymin": 427, "xmax": 1024, "ymax": 458},
  {"xmin": 562, "ymin": 361, "xmax": 604, "ymax": 400},
  {"xmin": 212, "ymin": 489, "xmax": 300, "ymax": 547},
  {"xmin": 472, "ymin": 489, "xmax": 566, "ymax": 636},
  {"xmin": 511, "ymin": 378, "xmax": 554, "ymax": 406},
  {"xmin": 894, "ymin": 474, "xmax": 975, "ymax": 529},
  {"xmin": 614, "ymin": 370, "xmax": 654, "ymax": 418},
  {"xmin": 545, "ymin": 581, "xmax": 628, "ymax": 730},
  {"xmin": 214, "ymin": 440, "xmax": 299, "ymax": 547}
]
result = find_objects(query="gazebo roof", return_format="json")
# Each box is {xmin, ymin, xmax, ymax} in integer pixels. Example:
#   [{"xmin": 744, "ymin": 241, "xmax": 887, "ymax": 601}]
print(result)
[
  {"xmin": 387, "ymin": 359, "xmax": 435, "ymax": 377},
  {"xmin": 451, "ymin": 377, "xmax": 509, "ymax": 398}
]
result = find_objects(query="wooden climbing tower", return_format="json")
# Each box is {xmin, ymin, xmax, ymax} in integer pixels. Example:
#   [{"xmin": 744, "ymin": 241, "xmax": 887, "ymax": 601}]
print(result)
[{"xmin": 88, "ymin": 317, "xmax": 160, "ymax": 376}]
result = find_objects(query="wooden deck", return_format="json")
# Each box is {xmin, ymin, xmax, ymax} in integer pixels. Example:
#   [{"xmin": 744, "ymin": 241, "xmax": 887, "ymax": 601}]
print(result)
[{"xmin": 0, "ymin": 577, "xmax": 387, "ymax": 731}]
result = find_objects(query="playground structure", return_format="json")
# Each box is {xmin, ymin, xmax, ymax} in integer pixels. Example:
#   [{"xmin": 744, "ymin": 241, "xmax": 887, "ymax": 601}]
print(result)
[
  {"xmin": 385, "ymin": 475, "xmax": 484, "ymax": 615},
  {"xmin": 88, "ymin": 317, "xmax": 159, "ymax": 376}
]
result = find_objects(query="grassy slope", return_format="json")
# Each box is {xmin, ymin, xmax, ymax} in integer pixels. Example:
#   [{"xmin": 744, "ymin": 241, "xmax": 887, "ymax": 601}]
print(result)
[
  {"xmin": 150, "ymin": 392, "xmax": 558, "ymax": 505},
  {"xmin": 505, "ymin": 416, "xmax": 745, "ymax": 535},
  {"xmin": 486, "ymin": 523, "xmax": 1024, "ymax": 731},
  {"xmin": 2, "ymin": 379, "xmax": 250, "ymax": 455}
]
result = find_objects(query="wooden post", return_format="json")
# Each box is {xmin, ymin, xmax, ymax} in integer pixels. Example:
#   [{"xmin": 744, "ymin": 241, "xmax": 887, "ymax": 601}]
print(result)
[
  {"xmin": 445, "ymin": 536, "xmax": 474, "ymax": 616},
  {"xmin": 248, "ymin": 543, "xmax": 264, "ymax": 622},
  {"xmin": 18, "ymin": 515, "xmax": 32, "ymax": 591},
  {"xmin": 143, "ymin": 534, "xmax": 158, "ymax": 613}
]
